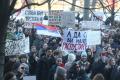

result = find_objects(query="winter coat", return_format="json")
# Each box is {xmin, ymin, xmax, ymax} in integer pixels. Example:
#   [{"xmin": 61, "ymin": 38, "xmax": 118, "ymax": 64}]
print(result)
[
  {"xmin": 28, "ymin": 54, "xmax": 37, "ymax": 75},
  {"xmin": 91, "ymin": 59, "xmax": 106, "ymax": 79},
  {"xmin": 36, "ymin": 56, "xmax": 56, "ymax": 80},
  {"xmin": 48, "ymin": 64, "xmax": 58, "ymax": 80},
  {"xmin": 67, "ymin": 62, "xmax": 90, "ymax": 80}
]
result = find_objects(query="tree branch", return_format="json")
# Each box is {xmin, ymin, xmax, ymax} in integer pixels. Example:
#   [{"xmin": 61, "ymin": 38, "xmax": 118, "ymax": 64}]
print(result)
[
  {"xmin": 25, "ymin": 0, "xmax": 30, "ymax": 9},
  {"xmin": 62, "ymin": 0, "xmax": 120, "ymax": 10},
  {"xmin": 11, "ymin": 0, "xmax": 48, "ymax": 15}
]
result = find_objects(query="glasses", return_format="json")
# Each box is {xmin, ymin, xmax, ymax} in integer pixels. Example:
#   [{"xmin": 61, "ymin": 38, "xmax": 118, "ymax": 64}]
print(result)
[{"xmin": 21, "ymin": 67, "xmax": 24, "ymax": 69}]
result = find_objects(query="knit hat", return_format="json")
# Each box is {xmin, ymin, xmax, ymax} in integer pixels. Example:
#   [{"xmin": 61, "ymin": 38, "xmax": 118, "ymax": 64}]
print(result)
[
  {"xmin": 81, "ymin": 51, "xmax": 87, "ymax": 57},
  {"xmin": 68, "ymin": 53, "xmax": 76, "ymax": 62}
]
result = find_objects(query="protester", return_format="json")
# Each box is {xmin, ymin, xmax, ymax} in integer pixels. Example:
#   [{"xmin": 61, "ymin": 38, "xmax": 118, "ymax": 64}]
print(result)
[
  {"xmin": 36, "ymin": 49, "xmax": 55, "ymax": 80},
  {"xmin": 4, "ymin": 55, "xmax": 18, "ymax": 74},
  {"xmin": 5, "ymin": 72, "xmax": 17, "ymax": 80},
  {"xmin": 54, "ymin": 66, "xmax": 66, "ymax": 80},
  {"xmin": 38, "ymin": 43, "xmax": 48, "ymax": 58},
  {"xmin": 49, "ymin": 58, "xmax": 64, "ymax": 80},
  {"xmin": 28, "ymin": 46, "xmax": 38, "ymax": 75},
  {"xmin": 65, "ymin": 53, "xmax": 76, "ymax": 71},
  {"xmin": 16, "ymin": 64, "xmax": 25, "ymax": 80},
  {"xmin": 92, "ymin": 73, "xmax": 105, "ymax": 80},
  {"xmin": 91, "ymin": 52, "xmax": 107, "ymax": 79}
]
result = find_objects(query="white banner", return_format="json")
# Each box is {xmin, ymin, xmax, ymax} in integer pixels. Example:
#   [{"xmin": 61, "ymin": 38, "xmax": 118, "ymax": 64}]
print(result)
[
  {"xmin": 23, "ymin": 9, "xmax": 44, "ymax": 23},
  {"xmin": 87, "ymin": 31, "xmax": 101, "ymax": 45},
  {"xmin": 62, "ymin": 30, "xmax": 87, "ymax": 51},
  {"xmin": 61, "ymin": 12, "xmax": 75, "ymax": 28},
  {"xmin": 5, "ymin": 37, "xmax": 30, "ymax": 56},
  {"xmin": 48, "ymin": 10, "xmax": 63, "ymax": 26},
  {"xmin": 80, "ymin": 21, "xmax": 103, "ymax": 29}
]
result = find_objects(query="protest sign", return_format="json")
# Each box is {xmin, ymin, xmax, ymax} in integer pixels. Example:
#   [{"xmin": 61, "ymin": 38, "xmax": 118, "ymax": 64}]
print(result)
[
  {"xmin": 5, "ymin": 37, "xmax": 30, "ymax": 56},
  {"xmin": 48, "ymin": 10, "xmax": 63, "ymax": 26},
  {"xmin": 62, "ymin": 30, "xmax": 87, "ymax": 51},
  {"xmin": 61, "ymin": 12, "xmax": 75, "ymax": 28},
  {"xmin": 23, "ymin": 9, "xmax": 44, "ymax": 23},
  {"xmin": 24, "ymin": 22, "xmax": 33, "ymax": 28},
  {"xmin": 87, "ymin": 30, "xmax": 101, "ymax": 45},
  {"xmin": 80, "ymin": 21, "xmax": 103, "ymax": 29},
  {"xmin": 91, "ymin": 12, "xmax": 105, "ymax": 21}
]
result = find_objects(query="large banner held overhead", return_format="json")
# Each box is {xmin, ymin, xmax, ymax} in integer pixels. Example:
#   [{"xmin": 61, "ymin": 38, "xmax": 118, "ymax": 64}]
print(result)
[
  {"xmin": 23, "ymin": 9, "xmax": 44, "ymax": 23},
  {"xmin": 48, "ymin": 10, "xmax": 63, "ymax": 26},
  {"xmin": 62, "ymin": 30, "xmax": 87, "ymax": 51},
  {"xmin": 61, "ymin": 12, "xmax": 75, "ymax": 28}
]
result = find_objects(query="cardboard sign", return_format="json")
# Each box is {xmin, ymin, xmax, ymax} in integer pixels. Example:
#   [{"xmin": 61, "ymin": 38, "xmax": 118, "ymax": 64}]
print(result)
[
  {"xmin": 23, "ymin": 9, "xmax": 44, "ymax": 23},
  {"xmin": 48, "ymin": 10, "xmax": 63, "ymax": 26},
  {"xmin": 61, "ymin": 12, "xmax": 75, "ymax": 28},
  {"xmin": 62, "ymin": 30, "xmax": 87, "ymax": 51},
  {"xmin": 80, "ymin": 21, "xmax": 103, "ymax": 29}
]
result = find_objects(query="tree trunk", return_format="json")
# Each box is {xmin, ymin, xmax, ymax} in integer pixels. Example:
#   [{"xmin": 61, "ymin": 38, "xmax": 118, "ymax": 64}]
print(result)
[
  {"xmin": 48, "ymin": 0, "xmax": 51, "ymax": 12},
  {"xmin": 91, "ymin": 0, "xmax": 97, "ymax": 11},
  {"xmin": 71, "ymin": 0, "xmax": 77, "ymax": 11},
  {"xmin": 83, "ymin": 0, "xmax": 90, "ymax": 20},
  {"xmin": 0, "ymin": 0, "xmax": 10, "ymax": 80},
  {"xmin": 111, "ymin": 0, "xmax": 115, "ymax": 26}
]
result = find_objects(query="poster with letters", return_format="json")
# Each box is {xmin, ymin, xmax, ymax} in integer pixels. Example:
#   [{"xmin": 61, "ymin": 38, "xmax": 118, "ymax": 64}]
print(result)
[
  {"xmin": 61, "ymin": 12, "xmax": 75, "ymax": 28},
  {"xmin": 62, "ymin": 30, "xmax": 87, "ymax": 51},
  {"xmin": 23, "ymin": 9, "xmax": 44, "ymax": 23},
  {"xmin": 48, "ymin": 10, "xmax": 63, "ymax": 26}
]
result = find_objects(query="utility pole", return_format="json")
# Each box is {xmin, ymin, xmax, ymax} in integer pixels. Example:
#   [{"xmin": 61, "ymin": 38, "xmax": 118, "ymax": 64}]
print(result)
[{"xmin": 111, "ymin": 0, "xmax": 115, "ymax": 26}]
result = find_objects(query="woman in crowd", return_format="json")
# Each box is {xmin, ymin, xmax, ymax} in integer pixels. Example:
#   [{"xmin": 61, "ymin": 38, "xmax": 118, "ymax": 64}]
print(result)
[{"xmin": 54, "ymin": 66, "xmax": 66, "ymax": 80}]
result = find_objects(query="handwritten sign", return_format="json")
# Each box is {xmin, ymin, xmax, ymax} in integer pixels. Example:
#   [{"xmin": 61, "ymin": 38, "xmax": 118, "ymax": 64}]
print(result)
[
  {"xmin": 62, "ymin": 30, "xmax": 87, "ymax": 51},
  {"xmin": 5, "ymin": 37, "xmax": 30, "ymax": 56},
  {"xmin": 48, "ymin": 10, "xmax": 63, "ymax": 26},
  {"xmin": 61, "ymin": 12, "xmax": 75, "ymax": 28},
  {"xmin": 23, "ymin": 9, "xmax": 44, "ymax": 23}
]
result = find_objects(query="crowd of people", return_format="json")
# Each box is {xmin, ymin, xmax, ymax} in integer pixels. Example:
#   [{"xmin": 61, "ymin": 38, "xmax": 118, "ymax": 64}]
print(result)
[{"xmin": 4, "ymin": 27, "xmax": 120, "ymax": 80}]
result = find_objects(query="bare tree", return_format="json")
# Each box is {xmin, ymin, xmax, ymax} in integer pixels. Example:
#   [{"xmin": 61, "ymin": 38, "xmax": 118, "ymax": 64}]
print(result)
[{"xmin": 0, "ymin": 0, "xmax": 48, "ymax": 80}]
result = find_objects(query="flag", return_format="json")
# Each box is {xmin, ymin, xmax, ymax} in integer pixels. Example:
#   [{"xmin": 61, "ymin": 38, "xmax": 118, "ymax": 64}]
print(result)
[{"xmin": 34, "ymin": 23, "xmax": 61, "ymax": 37}]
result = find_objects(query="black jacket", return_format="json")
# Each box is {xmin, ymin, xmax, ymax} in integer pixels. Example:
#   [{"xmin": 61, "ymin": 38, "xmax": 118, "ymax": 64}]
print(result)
[
  {"xmin": 91, "ymin": 59, "xmax": 106, "ymax": 79},
  {"xmin": 36, "ymin": 56, "xmax": 55, "ymax": 80}
]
